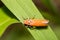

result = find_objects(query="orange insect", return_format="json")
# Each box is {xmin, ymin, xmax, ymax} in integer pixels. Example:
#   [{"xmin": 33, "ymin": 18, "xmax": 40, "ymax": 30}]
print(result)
[{"xmin": 24, "ymin": 19, "xmax": 49, "ymax": 27}]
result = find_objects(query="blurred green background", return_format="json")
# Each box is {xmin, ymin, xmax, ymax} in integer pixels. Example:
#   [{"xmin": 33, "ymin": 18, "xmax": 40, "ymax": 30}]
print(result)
[
  {"xmin": 0, "ymin": 0, "xmax": 60, "ymax": 40},
  {"xmin": 33, "ymin": 0, "xmax": 60, "ymax": 40}
]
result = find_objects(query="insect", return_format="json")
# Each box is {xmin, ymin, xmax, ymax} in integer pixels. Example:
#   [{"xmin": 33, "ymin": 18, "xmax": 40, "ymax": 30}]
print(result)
[{"xmin": 24, "ymin": 19, "xmax": 49, "ymax": 27}]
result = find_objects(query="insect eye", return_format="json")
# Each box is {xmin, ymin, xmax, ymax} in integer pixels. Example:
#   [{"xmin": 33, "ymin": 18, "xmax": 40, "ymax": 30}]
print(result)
[
  {"xmin": 28, "ymin": 20, "xmax": 32, "ymax": 25},
  {"xmin": 28, "ymin": 20, "xmax": 32, "ymax": 23}
]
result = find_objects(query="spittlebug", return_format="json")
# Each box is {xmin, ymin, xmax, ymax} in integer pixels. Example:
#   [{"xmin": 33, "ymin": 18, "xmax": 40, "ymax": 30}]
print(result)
[{"xmin": 24, "ymin": 19, "xmax": 49, "ymax": 27}]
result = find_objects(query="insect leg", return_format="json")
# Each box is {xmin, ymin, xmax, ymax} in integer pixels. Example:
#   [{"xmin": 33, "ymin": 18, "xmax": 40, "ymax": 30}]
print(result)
[{"xmin": 32, "ymin": 26, "xmax": 36, "ymax": 29}]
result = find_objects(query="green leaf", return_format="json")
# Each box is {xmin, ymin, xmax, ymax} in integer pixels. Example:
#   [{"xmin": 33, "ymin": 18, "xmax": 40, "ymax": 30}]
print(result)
[
  {"xmin": 0, "ymin": 23, "xmax": 35, "ymax": 40},
  {"xmin": 1, "ymin": 0, "xmax": 58, "ymax": 40},
  {"xmin": 0, "ymin": 6, "xmax": 18, "ymax": 37}
]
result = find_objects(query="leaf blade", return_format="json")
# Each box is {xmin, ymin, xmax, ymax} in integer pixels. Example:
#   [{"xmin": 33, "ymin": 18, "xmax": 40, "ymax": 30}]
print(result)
[
  {"xmin": 0, "ymin": 6, "xmax": 18, "ymax": 37},
  {"xmin": 1, "ymin": 0, "xmax": 58, "ymax": 40}
]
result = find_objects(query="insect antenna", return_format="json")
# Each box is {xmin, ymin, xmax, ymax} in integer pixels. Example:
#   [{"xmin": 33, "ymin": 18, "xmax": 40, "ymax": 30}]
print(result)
[{"xmin": 32, "ymin": 15, "xmax": 36, "ymax": 19}]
